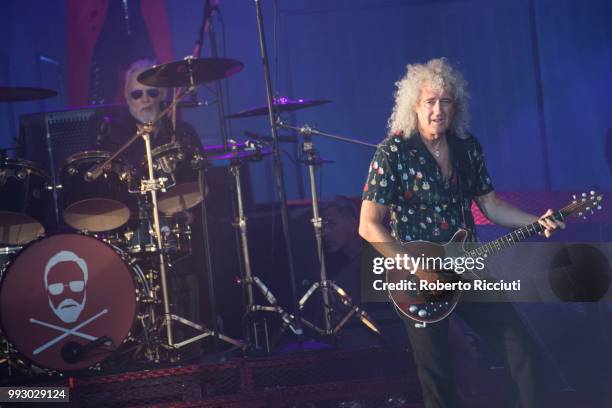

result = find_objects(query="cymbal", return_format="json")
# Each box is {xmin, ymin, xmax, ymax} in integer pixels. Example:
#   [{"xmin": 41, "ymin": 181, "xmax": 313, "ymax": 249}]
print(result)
[
  {"xmin": 137, "ymin": 57, "xmax": 244, "ymax": 88},
  {"xmin": 203, "ymin": 142, "xmax": 272, "ymax": 162},
  {"xmin": 208, "ymin": 147, "xmax": 272, "ymax": 162},
  {"xmin": 0, "ymin": 86, "xmax": 58, "ymax": 102},
  {"xmin": 225, "ymin": 97, "xmax": 332, "ymax": 119}
]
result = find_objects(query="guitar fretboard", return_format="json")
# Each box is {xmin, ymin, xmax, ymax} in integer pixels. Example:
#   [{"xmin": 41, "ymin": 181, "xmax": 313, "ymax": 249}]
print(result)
[{"xmin": 465, "ymin": 198, "xmax": 596, "ymax": 259}]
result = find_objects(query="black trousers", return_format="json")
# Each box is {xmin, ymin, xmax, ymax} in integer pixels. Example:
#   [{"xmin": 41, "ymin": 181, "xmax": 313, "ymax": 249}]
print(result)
[{"xmin": 402, "ymin": 303, "xmax": 544, "ymax": 408}]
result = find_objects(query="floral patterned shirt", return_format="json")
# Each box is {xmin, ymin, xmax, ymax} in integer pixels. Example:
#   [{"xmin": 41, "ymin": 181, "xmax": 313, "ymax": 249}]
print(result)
[{"xmin": 362, "ymin": 131, "xmax": 493, "ymax": 243}]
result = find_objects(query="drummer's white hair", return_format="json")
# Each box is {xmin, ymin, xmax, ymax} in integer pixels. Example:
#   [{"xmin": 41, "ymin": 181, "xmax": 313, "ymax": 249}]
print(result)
[
  {"xmin": 124, "ymin": 59, "xmax": 159, "ymax": 91},
  {"xmin": 44, "ymin": 251, "xmax": 88, "ymax": 287},
  {"xmin": 388, "ymin": 58, "xmax": 470, "ymax": 139}
]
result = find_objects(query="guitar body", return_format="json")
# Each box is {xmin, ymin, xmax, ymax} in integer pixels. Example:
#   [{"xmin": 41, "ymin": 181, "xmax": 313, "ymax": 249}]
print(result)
[
  {"xmin": 386, "ymin": 191, "xmax": 602, "ymax": 326},
  {"xmin": 387, "ymin": 229, "xmax": 470, "ymax": 324}
]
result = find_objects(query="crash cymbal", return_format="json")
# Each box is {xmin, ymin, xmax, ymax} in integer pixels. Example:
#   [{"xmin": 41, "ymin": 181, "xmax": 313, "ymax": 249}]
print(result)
[
  {"xmin": 225, "ymin": 97, "xmax": 332, "ymax": 119},
  {"xmin": 0, "ymin": 86, "xmax": 58, "ymax": 102},
  {"xmin": 137, "ymin": 57, "xmax": 244, "ymax": 88}
]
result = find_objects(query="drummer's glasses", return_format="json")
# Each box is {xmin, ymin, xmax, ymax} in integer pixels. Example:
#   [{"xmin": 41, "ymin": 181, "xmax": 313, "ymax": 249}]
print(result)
[
  {"xmin": 47, "ymin": 281, "xmax": 85, "ymax": 295},
  {"xmin": 130, "ymin": 89, "xmax": 161, "ymax": 100}
]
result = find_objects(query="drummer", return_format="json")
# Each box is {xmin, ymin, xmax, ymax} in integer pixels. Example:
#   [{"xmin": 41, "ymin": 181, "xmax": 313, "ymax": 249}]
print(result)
[{"xmin": 97, "ymin": 59, "xmax": 203, "ymax": 164}]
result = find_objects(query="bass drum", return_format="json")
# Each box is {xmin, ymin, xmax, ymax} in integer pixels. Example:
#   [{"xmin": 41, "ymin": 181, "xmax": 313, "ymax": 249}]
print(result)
[
  {"xmin": 0, "ymin": 234, "xmax": 151, "ymax": 371},
  {"xmin": 0, "ymin": 158, "xmax": 50, "ymax": 245}
]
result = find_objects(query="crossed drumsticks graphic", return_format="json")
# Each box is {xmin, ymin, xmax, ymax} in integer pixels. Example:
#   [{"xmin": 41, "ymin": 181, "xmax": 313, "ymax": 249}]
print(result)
[{"xmin": 30, "ymin": 309, "xmax": 109, "ymax": 355}]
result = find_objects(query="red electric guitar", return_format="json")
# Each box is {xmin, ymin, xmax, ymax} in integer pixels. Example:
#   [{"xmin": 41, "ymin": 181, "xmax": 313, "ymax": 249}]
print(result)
[{"xmin": 387, "ymin": 191, "xmax": 603, "ymax": 326}]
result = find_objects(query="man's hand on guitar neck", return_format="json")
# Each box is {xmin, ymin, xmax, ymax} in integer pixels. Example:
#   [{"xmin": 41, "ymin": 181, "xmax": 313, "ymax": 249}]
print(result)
[
  {"xmin": 537, "ymin": 208, "xmax": 566, "ymax": 238},
  {"xmin": 475, "ymin": 191, "xmax": 565, "ymax": 238}
]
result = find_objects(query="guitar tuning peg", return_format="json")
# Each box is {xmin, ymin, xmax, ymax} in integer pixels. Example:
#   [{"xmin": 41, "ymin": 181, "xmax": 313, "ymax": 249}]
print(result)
[
  {"xmin": 597, "ymin": 205, "xmax": 602, "ymax": 210},
  {"xmin": 582, "ymin": 193, "xmax": 587, "ymax": 197},
  {"xmin": 578, "ymin": 212, "xmax": 583, "ymax": 216},
  {"xmin": 590, "ymin": 190, "xmax": 595, "ymax": 195},
  {"xmin": 586, "ymin": 207, "xmax": 591, "ymax": 211}
]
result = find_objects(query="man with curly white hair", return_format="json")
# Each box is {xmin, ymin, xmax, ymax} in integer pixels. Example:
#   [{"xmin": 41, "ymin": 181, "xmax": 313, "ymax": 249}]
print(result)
[{"xmin": 359, "ymin": 58, "xmax": 563, "ymax": 407}]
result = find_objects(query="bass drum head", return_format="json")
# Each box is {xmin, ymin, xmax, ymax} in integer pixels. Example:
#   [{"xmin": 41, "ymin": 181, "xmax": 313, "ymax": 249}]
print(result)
[{"xmin": 0, "ymin": 234, "xmax": 138, "ymax": 371}]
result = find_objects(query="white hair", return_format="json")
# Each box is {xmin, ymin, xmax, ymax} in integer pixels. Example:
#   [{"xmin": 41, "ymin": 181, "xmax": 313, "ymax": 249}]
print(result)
[
  {"xmin": 388, "ymin": 57, "xmax": 470, "ymax": 139},
  {"xmin": 124, "ymin": 59, "xmax": 159, "ymax": 91},
  {"xmin": 44, "ymin": 251, "xmax": 88, "ymax": 286}
]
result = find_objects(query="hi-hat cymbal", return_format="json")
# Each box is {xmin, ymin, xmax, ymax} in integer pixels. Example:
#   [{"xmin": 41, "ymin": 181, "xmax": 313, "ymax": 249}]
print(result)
[
  {"xmin": 203, "ymin": 142, "xmax": 272, "ymax": 162},
  {"xmin": 225, "ymin": 97, "xmax": 332, "ymax": 119},
  {"xmin": 137, "ymin": 57, "xmax": 244, "ymax": 88},
  {"xmin": 0, "ymin": 86, "xmax": 58, "ymax": 102}
]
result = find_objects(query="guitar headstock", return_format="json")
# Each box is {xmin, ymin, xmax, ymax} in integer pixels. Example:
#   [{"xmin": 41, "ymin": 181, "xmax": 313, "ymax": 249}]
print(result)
[{"xmin": 569, "ymin": 190, "xmax": 603, "ymax": 219}]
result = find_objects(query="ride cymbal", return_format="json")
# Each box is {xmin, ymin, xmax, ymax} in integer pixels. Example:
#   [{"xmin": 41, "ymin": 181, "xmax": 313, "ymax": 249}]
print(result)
[
  {"xmin": 225, "ymin": 97, "xmax": 332, "ymax": 119},
  {"xmin": 137, "ymin": 57, "xmax": 244, "ymax": 88}
]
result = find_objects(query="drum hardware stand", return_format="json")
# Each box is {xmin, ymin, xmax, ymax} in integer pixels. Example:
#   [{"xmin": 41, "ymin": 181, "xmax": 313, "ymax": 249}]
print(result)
[
  {"xmin": 277, "ymin": 121, "xmax": 380, "ymax": 337},
  {"xmin": 192, "ymin": 0, "xmax": 249, "ymax": 351},
  {"xmin": 86, "ymin": 79, "xmax": 243, "ymax": 357},
  {"xmin": 227, "ymin": 147, "xmax": 300, "ymax": 352},
  {"xmin": 253, "ymin": 0, "xmax": 303, "ymax": 342}
]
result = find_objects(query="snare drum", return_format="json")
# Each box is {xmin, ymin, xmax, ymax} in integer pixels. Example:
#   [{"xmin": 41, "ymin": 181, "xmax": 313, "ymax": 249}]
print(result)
[
  {"xmin": 0, "ymin": 234, "xmax": 151, "ymax": 371},
  {"xmin": 0, "ymin": 158, "xmax": 50, "ymax": 245},
  {"xmin": 60, "ymin": 151, "xmax": 135, "ymax": 232},
  {"xmin": 146, "ymin": 142, "xmax": 203, "ymax": 214}
]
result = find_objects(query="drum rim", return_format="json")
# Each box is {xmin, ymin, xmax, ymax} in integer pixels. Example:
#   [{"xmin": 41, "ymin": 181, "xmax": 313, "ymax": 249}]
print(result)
[
  {"xmin": 0, "ymin": 232, "xmax": 149, "ymax": 372},
  {"xmin": 62, "ymin": 150, "xmax": 119, "ymax": 166},
  {"xmin": 0, "ymin": 158, "xmax": 50, "ymax": 179},
  {"xmin": 151, "ymin": 142, "xmax": 183, "ymax": 156}
]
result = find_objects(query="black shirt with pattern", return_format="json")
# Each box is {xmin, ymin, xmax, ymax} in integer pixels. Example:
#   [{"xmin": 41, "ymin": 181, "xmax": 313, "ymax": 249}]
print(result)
[{"xmin": 362, "ymin": 131, "xmax": 494, "ymax": 243}]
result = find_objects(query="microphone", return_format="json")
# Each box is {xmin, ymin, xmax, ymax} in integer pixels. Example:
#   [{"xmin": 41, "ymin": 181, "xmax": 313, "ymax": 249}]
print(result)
[{"xmin": 61, "ymin": 336, "xmax": 112, "ymax": 364}]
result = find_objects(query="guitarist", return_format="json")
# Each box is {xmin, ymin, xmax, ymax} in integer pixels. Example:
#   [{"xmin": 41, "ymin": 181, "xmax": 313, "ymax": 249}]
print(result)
[{"xmin": 359, "ymin": 58, "xmax": 564, "ymax": 408}]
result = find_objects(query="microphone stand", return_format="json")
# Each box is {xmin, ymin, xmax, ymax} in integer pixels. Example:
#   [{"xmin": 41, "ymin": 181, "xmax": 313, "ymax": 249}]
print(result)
[{"xmin": 253, "ymin": 0, "xmax": 303, "ymax": 344}]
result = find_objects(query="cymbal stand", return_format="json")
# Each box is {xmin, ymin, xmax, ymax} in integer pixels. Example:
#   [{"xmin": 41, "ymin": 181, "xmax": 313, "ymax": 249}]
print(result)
[
  {"xmin": 140, "ymin": 129, "xmax": 175, "ymax": 347},
  {"xmin": 228, "ymin": 145, "xmax": 300, "ymax": 352},
  {"xmin": 87, "ymin": 67, "xmax": 242, "ymax": 355},
  {"xmin": 141, "ymin": 128, "xmax": 242, "ymax": 353},
  {"xmin": 278, "ymin": 121, "xmax": 380, "ymax": 337}
]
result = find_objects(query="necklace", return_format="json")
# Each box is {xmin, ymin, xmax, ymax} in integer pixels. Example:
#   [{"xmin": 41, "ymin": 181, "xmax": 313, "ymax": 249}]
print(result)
[{"xmin": 429, "ymin": 138, "xmax": 443, "ymax": 157}]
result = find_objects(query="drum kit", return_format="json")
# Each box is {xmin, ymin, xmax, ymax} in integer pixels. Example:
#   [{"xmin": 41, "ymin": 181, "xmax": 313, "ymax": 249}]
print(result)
[
  {"xmin": 0, "ymin": 3, "xmax": 382, "ymax": 374},
  {"xmin": 0, "ymin": 55, "xmax": 363, "ymax": 375}
]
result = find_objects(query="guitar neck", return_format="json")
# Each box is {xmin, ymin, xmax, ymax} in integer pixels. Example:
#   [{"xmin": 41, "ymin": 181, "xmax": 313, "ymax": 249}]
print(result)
[{"xmin": 465, "ymin": 207, "xmax": 571, "ymax": 258}]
